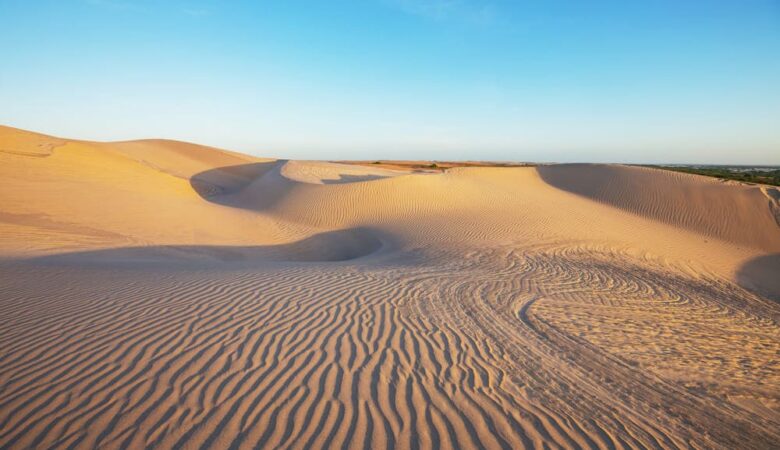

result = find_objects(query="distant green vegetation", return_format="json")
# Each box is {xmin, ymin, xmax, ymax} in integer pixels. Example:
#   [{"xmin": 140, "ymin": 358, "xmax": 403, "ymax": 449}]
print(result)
[{"xmin": 644, "ymin": 165, "xmax": 780, "ymax": 187}]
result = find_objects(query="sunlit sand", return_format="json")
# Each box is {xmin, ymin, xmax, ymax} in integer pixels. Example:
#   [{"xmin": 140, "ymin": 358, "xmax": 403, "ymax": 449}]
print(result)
[{"xmin": 1, "ymin": 125, "xmax": 778, "ymax": 448}]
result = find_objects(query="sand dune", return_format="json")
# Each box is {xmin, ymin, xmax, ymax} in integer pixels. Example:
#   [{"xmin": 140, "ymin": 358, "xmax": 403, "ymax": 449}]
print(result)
[
  {"xmin": 538, "ymin": 163, "xmax": 780, "ymax": 251},
  {"xmin": 1, "ymin": 125, "xmax": 779, "ymax": 449}
]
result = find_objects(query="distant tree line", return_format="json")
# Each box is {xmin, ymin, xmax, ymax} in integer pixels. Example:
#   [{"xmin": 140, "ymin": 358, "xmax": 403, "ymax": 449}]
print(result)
[{"xmin": 643, "ymin": 165, "xmax": 780, "ymax": 187}]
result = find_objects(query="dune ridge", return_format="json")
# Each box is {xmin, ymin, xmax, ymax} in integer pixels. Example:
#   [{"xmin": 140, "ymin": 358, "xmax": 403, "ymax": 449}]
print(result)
[
  {"xmin": 538, "ymin": 163, "xmax": 780, "ymax": 251},
  {"xmin": 1, "ymin": 125, "xmax": 779, "ymax": 449}
]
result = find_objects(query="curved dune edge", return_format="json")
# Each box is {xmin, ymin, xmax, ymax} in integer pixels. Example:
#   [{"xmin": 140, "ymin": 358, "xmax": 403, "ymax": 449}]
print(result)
[
  {"xmin": 0, "ymin": 125, "xmax": 67, "ymax": 157},
  {"xmin": 279, "ymin": 160, "xmax": 408, "ymax": 185},
  {"xmin": 536, "ymin": 163, "xmax": 780, "ymax": 252},
  {"xmin": 737, "ymin": 253, "xmax": 780, "ymax": 302},
  {"xmin": 536, "ymin": 163, "xmax": 780, "ymax": 298},
  {"xmin": 1, "ymin": 125, "xmax": 779, "ymax": 449},
  {"xmin": 25, "ymin": 227, "xmax": 388, "ymax": 264}
]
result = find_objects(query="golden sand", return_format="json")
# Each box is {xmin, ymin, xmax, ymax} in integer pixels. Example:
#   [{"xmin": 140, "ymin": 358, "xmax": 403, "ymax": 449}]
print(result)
[{"xmin": 1, "ymin": 125, "xmax": 778, "ymax": 449}]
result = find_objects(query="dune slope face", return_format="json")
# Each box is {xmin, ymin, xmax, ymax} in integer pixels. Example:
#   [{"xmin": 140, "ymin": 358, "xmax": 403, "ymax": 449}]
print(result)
[
  {"xmin": 0, "ymin": 125, "xmax": 779, "ymax": 449},
  {"xmin": 537, "ymin": 164, "xmax": 780, "ymax": 252}
]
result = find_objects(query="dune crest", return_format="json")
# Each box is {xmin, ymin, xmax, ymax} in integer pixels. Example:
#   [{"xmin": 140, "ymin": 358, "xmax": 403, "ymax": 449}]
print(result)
[
  {"xmin": 1, "ymin": 125, "xmax": 778, "ymax": 449},
  {"xmin": 280, "ymin": 160, "xmax": 407, "ymax": 184},
  {"xmin": 537, "ymin": 163, "xmax": 780, "ymax": 251}
]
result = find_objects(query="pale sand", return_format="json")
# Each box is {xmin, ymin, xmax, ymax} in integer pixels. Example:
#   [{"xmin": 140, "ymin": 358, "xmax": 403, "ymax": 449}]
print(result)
[{"xmin": 0, "ymin": 124, "xmax": 778, "ymax": 449}]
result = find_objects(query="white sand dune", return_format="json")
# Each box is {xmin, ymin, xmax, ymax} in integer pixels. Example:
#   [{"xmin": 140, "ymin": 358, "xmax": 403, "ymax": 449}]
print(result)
[{"xmin": 1, "ymin": 124, "xmax": 778, "ymax": 449}]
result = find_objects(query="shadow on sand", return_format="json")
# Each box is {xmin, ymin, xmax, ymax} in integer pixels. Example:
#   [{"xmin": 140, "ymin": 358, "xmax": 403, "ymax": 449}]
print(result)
[
  {"xmin": 24, "ymin": 227, "xmax": 388, "ymax": 266},
  {"xmin": 736, "ymin": 253, "xmax": 780, "ymax": 302},
  {"xmin": 320, "ymin": 173, "xmax": 390, "ymax": 184},
  {"xmin": 13, "ymin": 161, "xmax": 401, "ymax": 267},
  {"xmin": 189, "ymin": 160, "xmax": 280, "ymax": 199}
]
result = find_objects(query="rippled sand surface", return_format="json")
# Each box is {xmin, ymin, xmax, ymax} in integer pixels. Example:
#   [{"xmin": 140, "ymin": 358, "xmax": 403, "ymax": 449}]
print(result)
[{"xmin": 1, "ymin": 125, "xmax": 779, "ymax": 449}]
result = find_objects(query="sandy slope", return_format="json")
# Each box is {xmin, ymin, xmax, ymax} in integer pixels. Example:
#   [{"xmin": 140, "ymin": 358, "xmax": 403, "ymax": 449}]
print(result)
[
  {"xmin": 0, "ymin": 125, "xmax": 779, "ymax": 449},
  {"xmin": 538, "ymin": 164, "xmax": 780, "ymax": 252}
]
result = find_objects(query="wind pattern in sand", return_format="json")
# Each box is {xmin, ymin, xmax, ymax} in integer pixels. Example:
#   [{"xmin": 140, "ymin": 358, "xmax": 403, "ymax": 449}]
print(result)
[{"xmin": 1, "ymin": 126, "xmax": 779, "ymax": 449}]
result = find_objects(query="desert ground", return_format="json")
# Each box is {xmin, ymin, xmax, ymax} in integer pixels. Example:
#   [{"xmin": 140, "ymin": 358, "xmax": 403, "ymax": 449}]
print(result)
[{"xmin": 0, "ymin": 124, "xmax": 778, "ymax": 449}]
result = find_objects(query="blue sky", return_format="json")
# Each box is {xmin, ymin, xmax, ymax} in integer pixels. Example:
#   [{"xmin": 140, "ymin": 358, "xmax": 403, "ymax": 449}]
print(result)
[{"xmin": 1, "ymin": 0, "xmax": 778, "ymax": 163}]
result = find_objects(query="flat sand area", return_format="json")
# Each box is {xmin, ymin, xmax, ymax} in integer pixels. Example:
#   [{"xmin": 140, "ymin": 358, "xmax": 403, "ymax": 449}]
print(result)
[{"xmin": 1, "ymin": 125, "xmax": 779, "ymax": 449}]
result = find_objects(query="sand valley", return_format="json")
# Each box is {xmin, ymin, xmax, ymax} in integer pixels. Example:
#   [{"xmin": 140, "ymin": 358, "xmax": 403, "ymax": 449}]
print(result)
[{"xmin": 1, "ymin": 125, "xmax": 779, "ymax": 449}]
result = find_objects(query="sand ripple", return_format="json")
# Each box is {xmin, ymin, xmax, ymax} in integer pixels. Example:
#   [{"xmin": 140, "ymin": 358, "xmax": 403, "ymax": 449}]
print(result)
[
  {"xmin": 1, "ymin": 126, "xmax": 779, "ymax": 449},
  {"xmin": 1, "ymin": 243, "xmax": 778, "ymax": 449}
]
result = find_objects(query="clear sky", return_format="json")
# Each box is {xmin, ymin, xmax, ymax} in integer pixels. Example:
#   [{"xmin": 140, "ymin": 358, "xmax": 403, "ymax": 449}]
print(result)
[{"xmin": 1, "ymin": 1, "xmax": 778, "ymax": 163}]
